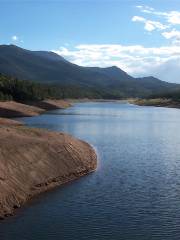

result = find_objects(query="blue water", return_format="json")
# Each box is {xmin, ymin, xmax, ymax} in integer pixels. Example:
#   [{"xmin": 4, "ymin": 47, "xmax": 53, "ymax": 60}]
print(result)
[{"xmin": 1, "ymin": 102, "xmax": 180, "ymax": 240}]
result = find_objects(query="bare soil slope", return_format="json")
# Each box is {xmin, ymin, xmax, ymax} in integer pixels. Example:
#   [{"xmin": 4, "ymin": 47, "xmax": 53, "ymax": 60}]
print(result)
[
  {"xmin": 0, "ymin": 118, "xmax": 23, "ymax": 126},
  {"xmin": 27, "ymin": 99, "xmax": 71, "ymax": 110},
  {"xmin": 0, "ymin": 126, "xmax": 97, "ymax": 218},
  {"xmin": 0, "ymin": 100, "xmax": 71, "ymax": 118},
  {"xmin": 0, "ymin": 101, "xmax": 44, "ymax": 117}
]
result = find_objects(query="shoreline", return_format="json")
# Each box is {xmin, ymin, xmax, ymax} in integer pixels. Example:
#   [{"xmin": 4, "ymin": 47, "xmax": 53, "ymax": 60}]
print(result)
[
  {"xmin": 1, "ymin": 98, "xmax": 179, "ymax": 219},
  {"xmin": 2, "ymin": 98, "xmax": 179, "ymax": 123},
  {"xmin": 0, "ymin": 99, "xmax": 72, "ymax": 119},
  {"xmin": 0, "ymin": 100, "xmax": 97, "ymax": 219},
  {"xmin": 129, "ymin": 98, "xmax": 180, "ymax": 109},
  {"xmin": 0, "ymin": 99, "xmax": 129, "ymax": 123}
]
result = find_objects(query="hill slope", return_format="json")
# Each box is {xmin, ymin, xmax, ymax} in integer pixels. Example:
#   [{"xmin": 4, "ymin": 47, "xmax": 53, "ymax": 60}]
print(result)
[{"xmin": 0, "ymin": 44, "xmax": 179, "ymax": 98}]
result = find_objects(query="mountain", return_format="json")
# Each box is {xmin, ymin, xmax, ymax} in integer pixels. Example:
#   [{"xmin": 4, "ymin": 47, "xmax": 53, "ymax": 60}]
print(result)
[
  {"xmin": 0, "ymin": 44, "xmax": 179, "ymax": 98},
  {"xmin": 32, "ymin": 51, "xmax": 69, "ymax": 62}
]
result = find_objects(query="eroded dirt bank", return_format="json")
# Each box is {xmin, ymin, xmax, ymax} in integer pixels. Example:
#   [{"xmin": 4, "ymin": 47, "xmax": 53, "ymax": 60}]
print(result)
[
  {"xmin": 0, "ymin": 100, "xmax": 71, "ymax": 118},
  {"xmin": 0, "ymin": 126, "xmax": 97, "ymax": 219},
  {"xmin": 0, "ymin": 118, "xmax": 23, "ymax": 126}
]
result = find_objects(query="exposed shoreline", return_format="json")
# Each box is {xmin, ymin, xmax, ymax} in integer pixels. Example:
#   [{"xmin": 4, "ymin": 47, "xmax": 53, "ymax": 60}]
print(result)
[
  {"xmin": 0, "ymin": 100, "xmax": 97, "ymax": 219},
  {"xmin": 0, "ymin": 99, "xmax": 72, "ymax": 119},
  {"xmin": 0, "ymin": 99, "xmax": 128, "ymax": 122},
  {"xmin": 129, "ymin": 98, "xmax": 180, "ymax": 109},
  {"xmin": 1, "ymin": 97, "xmax": 179, "ymax": 219}
]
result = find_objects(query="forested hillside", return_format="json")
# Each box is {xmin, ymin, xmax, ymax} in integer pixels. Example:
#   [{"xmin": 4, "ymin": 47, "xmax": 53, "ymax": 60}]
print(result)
[
  {"xmin": 0, "ymin": 74, "xmax": 60, "ymax": 101},
  {"xmin": 147, "ymin": 89, "xmax": 180, "ymax": 101},
  {"xmin": 0, "ymin": 74, "xmax": 117, "ymax": 101},
  {"xmin": 0, "ymin": 44, "xmax": 179, "ymax": 99}
]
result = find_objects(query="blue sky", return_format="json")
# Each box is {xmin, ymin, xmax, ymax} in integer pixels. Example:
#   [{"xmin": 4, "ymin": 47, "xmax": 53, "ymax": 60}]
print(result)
[{"xmin": 1, "ymin": 0, "xmax": 180, "ymax": 82}]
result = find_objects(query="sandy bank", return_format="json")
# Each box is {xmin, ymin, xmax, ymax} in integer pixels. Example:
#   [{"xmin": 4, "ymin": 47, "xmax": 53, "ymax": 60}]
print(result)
[
  {"xmin": 0, "ymin": 118, "xmax": 23, "ymax": 126},
  {"xmin": 0, "ymin": 126, "xmax": 97, "ymax": 219},
  {"xmin": 25, "ymin": 99, "xmax": 71, "ymax": 111},
  {"xmin": 0, "ymin": 100, "xmax": 71, "ymax": 118}
]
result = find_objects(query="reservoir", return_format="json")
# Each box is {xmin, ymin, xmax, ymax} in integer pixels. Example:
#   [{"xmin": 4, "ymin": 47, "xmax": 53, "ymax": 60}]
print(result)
[{"xmin": 1, "ymin": 102, "xmax": 180, "ymax": 240}]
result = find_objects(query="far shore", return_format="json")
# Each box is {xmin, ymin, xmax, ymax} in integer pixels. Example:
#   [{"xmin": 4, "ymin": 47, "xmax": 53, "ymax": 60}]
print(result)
[{"xmin": 129, "ymin": 98, "xmax": 180, "ymax": 109}]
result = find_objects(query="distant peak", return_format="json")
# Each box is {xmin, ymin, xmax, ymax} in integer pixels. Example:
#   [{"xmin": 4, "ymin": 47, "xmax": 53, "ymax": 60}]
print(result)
[
  {"xmin": 32, "ymin": 50, "xmax": 68, "ymax": 62},
  {"xmin": 106, "ymin": 66, "xmax": 119, "ymax": 70},
  {"xmin": 142, "ymin": 76, "xmax": 159, "ymax": 80},
  {"xmin": 0, "ymin": 44, "xmax": 18, "ymax": 48},
  {"xmin": 144, "ymin": 76, "xmax": 155, "ymax": 79},
  {"xmin": 111, "ymin": 65, "xmax": 119, "ymax": 69},
  {"xmin": 9, "ymin": 44, "xmax": 17, "ymax": 47},
  {"xmin": 104, "ymin": 65, "xmax": 129, "ymax": 75},
  {"xmin": 0, "ymin": 44, "xmax": 25, "ymax": 51}
]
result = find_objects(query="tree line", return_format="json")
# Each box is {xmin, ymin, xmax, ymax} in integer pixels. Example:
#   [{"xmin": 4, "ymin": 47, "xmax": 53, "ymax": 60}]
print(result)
[{"xmin": 0, "ymin": 73, "xmax": 120, "ymax": 102}]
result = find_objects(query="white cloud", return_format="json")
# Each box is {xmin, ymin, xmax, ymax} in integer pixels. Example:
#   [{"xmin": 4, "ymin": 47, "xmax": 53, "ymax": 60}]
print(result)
[
  {"xmin": 162, "ymin": 29, "xmax": 180, "ymax": 39},
  {"xmin": 134, "ymin": 6, "xmax": 180, "ymax": 45},
  {"xmin": 12, "ymin": 35, "xmax": 18, "ymax": 41},
  {"xmin": 166, "ymin": 11, "xmax": 180, "ymax": 25},
  {"xmin": 53, "ymin": 44, "xmax": 180, "ymax": 83},
  {"xmin": 132, "ymin": 15, "xmax": 168, "ymax": 31},
  {"xmin": 136, "ymin": 6, "xmax": 180, "ymax": 25},
  {"xmin": 136, "ymin": 5, "xmax": 155, "ymax": 14},
  {"xmin": 52, "ymin": 6, "xmax": 180, "ymax": 83},
  {"xmin": 132, "ymin": 16, "xmax": 145, "ymax": 22}
]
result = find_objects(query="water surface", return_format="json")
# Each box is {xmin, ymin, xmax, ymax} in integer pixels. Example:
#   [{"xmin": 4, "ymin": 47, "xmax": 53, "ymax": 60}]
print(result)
[{"xmin": 1, "ymin": 102, "xmax": 180, "ymax": 240}]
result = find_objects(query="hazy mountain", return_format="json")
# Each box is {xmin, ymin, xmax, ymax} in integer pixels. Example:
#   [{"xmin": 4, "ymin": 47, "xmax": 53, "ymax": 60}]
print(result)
[{"xmin": 0, "ymin": 44, "xmax": 179, "ymax": 98}]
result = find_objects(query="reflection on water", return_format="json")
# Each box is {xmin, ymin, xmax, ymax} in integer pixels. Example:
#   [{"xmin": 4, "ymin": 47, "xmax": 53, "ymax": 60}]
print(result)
[{"xmin": 1, "ymin": 102, "xmax": 180, "ymax": 240}]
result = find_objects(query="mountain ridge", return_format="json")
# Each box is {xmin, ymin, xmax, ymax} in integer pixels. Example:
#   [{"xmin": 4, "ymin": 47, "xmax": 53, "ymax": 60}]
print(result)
[{"xmin": 0, "ymin": 44, "xmax": 179, "ymax": 98}]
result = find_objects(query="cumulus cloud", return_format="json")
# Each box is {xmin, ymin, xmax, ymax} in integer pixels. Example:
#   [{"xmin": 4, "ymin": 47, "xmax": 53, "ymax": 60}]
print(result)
[
  {"xmin": 162, "ymin": 29, "xmax": 180, "ymax": 42},
  {"xmin": 12, "ymin": 35, "xmax": 18, "ymax": 41},
  {"xmin": 136, "ymin": 5, "xmax": 155, "ymax": 14},
  {"xmin": 134, "ymin": 6, "xmax": 180, "ymax": 43},
  {"xmin": 136, "ymin": 6, "xmax": 180, "ymax": 25},
  {"xmin": 167, "ymin": 11, "xmax": 180, "ymax": 25},
  {"xmin": 132, "ymin": 15, "xmax": 168, "ymax": 31},
  {"xmin": 53, "ymin": 44, "xmax": 180, "ymax": 83},
  {"xmin": 53, "ymin": 5, "xmax": 180, "ymax": 83},
  {"xmin": 132, "ymin": 16, "xmax": 145, "ymax": 22}
]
